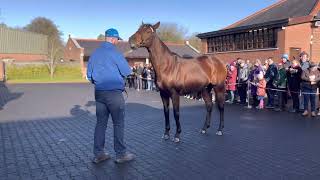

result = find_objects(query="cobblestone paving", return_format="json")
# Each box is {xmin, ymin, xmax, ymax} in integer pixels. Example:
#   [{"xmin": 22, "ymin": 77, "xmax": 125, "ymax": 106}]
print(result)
[{"xmin": 1, "ymin": 83, "xmax": 320, "ymax": 180}]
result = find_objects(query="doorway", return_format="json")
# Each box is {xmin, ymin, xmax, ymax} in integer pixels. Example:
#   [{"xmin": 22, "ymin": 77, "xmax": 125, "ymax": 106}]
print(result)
[{"xmin": 289, "ymin": 47, "xmax": 301, "ymax": 61}]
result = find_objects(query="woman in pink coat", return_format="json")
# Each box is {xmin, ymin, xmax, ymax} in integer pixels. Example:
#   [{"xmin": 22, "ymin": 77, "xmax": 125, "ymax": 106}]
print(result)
[{"xmin": 226, "ymin": 61, "xmax": 238, "ymax": 104}]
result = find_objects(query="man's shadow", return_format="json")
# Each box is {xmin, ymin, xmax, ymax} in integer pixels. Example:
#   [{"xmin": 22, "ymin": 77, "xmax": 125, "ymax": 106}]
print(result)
[
  {"xmin": 0, "ymin": 82, "xmax": 24, "ymax": 110},
  {"xmin": 70, "ymin": 101, "xmax": 96, "ymax": 117}
]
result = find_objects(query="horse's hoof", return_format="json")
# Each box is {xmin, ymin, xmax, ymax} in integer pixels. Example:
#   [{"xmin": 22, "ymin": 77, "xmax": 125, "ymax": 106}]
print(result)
[
  {"xmin": 173, "ymin": 137, "xmax": 180, "ymax": 143},
  {"xmin": 162, "ymin": 134, "xmax": 170, "ymax": 140},
  {"xmin": 200, "ymin": 129, "xmax": 207, "ymax": 134},
  {"xmin": 216, "ymin": 131, "xmax": 223, "ymax": 136}
]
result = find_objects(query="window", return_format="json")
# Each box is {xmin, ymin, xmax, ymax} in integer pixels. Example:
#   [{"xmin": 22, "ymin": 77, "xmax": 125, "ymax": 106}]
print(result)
[{"xmin": 207, "ymin": 27, "xmax": 278, "ymax": 53}]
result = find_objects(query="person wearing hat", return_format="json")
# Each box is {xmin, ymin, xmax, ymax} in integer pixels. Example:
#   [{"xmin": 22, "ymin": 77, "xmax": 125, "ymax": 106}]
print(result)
[
  {"xmin": 281, "ymin": 54, "xmax": 291, "ymax": 70},
  {"xmin": 87, "ymin": 28, "xmax": 135, "ymax": 163},
  {"xmin": 301, "ymin": 61, "xmax": 320, "ymax": 117}
]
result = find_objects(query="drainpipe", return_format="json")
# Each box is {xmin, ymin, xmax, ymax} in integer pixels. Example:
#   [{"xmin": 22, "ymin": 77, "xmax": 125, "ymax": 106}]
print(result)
[{"xmin": 310, "ymin": 28, "xmax": 313, "ymax": 60}]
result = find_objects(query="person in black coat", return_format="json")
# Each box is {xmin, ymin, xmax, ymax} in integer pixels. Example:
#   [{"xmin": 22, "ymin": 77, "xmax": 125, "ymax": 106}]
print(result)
[
  {"xmin": 287, "ymin": 60, "xmax": 302, "ymax": 113},
  {"xmin": 264, "ymin": 58, "xmax": 278, "ymax": 108}
]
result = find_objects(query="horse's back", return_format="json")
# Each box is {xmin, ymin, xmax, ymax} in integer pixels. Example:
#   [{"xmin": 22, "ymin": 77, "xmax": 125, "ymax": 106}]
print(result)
[{"xmin": 195, "ymin": 55, "xmax": 227, "ymax": 85}]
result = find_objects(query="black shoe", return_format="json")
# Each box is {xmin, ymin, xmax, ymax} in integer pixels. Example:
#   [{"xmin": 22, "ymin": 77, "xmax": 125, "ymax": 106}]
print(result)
[{"xmin": 115, "ymin": 153, "xmax": 135, "ymax": 164}]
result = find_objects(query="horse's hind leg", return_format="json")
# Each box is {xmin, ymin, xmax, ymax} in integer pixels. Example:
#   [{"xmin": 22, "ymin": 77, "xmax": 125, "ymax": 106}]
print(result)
[
  {"xmin": 201, "ymin": 87, "xmax": 213, "ymax": 134},
  {"xmin": 171, "ymin": 93, "xmax": 181, "ymax": 143},
  {"xmin": 214, "ymin": 85, "xmax": 225, "ymax": 136},
  {"xmin": 160, "ymin": 91, "xmax": 170, "ymax": 140}
]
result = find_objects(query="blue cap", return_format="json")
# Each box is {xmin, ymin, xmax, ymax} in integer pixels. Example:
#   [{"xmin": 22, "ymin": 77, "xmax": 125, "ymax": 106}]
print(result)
[
  {"xmin": 282, "ymin": 54, "xmax": 289, "ymax": 60},
  {"xmin": 105, "ymin": 28, "xmax": 122, "ymax": 40}
]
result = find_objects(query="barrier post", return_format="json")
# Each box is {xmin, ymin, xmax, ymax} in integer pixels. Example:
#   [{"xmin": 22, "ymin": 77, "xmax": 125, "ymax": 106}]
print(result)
[{"xmin": 246, "ymin": 80, "xmax": 252, "ymax": 109}]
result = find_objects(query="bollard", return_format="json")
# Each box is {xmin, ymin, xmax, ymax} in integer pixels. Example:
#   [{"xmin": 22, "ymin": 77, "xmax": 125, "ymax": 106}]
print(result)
[{"xmin": 245, "ymin": 80, "xmax": 252, "ymax": 109}]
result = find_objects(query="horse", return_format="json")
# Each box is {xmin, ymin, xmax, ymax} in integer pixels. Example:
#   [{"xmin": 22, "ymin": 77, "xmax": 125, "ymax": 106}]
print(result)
[{"xmin": 129, "ymin": 22, "xmax": 227, "ymax": 142}]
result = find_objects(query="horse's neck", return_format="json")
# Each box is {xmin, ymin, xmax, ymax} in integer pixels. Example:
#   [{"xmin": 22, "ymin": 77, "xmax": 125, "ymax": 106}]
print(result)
[{"xmin": 147, "ymin": 36, "xmax": 173, "ymax": 75}]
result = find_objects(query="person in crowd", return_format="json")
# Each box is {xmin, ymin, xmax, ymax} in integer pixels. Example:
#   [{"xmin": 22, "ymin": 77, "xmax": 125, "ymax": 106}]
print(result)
[
  {"xmin": 246, "ymin": 59, "xmax": 253, "ymax": 71},
  {"xmin": 254, "ymin": 72, "xmax": 266, "ymax": 109},
  {"xmin": 142, "ymin": 64, "xmax": 148, "ymax": 90},
  {"xmin": 127, "ymin": 66, "xmax": 135, "ymax": 88},
  {"xmin": 132, "ymin": 65, "xmax": 137, "ymax": 89},
  {"xmin": 274, "ymin": 63, "xmax": 288, "ymax": 112},
  {"xmin": 226, "ymin": 60, "xmax": 238, "ymax": 104},
  {"xmin": 264, "ymin": 57, "xmax": 278, "ymax": 109},
  {"xmin": 300, "ymin": 51, "xmax": 310, "ymax": 71},
  {"xmin": 136, "ymin": 63, "xmax": 143, "ymax": 91},
  {"xmin": 235, "ymin": 58, "xmax": 243, "ymax": 103},
  {"xmin": 150, "ymin": 66, "xmax": 157, "ymax": 91},
  {"xmin": 287, "ymin": 60, "xmax": 302, "ymax": 113},
  {"xmin": 249, "ymin": 59, "xmax": 264, "ymax": 108},
  {"xmin": 281, "ymin": 54, "xmax": 291, "ymax": 70},
  {"xmin": 237, "ymin": 60, "xmax": 249, "ymax": 105},
  {"xmin": 299, "ymin": 52, "xmax": 310, "ymax": 111},
  {"xmin": 146, "ymin": 65, "xmax": 153, "ymax": 91},
  {"xmin": 301, "ymin": 61, "xmax": 320, "ymax": 117}
]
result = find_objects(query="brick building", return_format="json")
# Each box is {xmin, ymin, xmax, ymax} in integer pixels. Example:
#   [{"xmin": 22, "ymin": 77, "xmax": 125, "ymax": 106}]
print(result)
[
  {"xmin": 197, "ymin": 0, "xmax": 320, "ymax": 63},
  {"xmin": 64, "ymin": 36, "xmax": 200, "ymax": 76},
  {"xmin": 0, "ymin": 25, "xmax": 48, "ymax": 81}
]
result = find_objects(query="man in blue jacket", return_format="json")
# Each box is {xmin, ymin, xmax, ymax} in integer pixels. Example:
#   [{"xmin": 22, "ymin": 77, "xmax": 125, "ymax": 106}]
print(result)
[{"xmin": 87, "ymin": 28, "xmax": 135, "ymax": 164}]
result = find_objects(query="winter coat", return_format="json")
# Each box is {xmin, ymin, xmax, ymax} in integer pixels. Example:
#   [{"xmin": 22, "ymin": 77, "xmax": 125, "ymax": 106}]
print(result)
[
  {"xmin": 226, "ymin": 65, "xmax": 238, "ymax": 91},
  {"xmin": 264, "ymin": 63, "xmax": 278, "ymax": 86},
  {"xmin": 274, "ymin": 68, "xmax": 287, "ymax": 89},
  {"xmin": 300, "ymin": 61, "xmax": 310, "ymax": 71},
  {"xmin": 238, "ymin": 65, "xmax": 249, "ymax": 83},
  {"xmin": 301, "ymin": 67, "xmax": 320, "ymax": 90},
  {"xmin": 249, "ymin": 65, "xmax": 263, "ymax": 95},
  {"xmin": 257, "ymin": 79, "xmax": 266, "ymax": 97},
  {"xmin": 287, "ymin": 66, "xmax": 302, "ymax": 91}
]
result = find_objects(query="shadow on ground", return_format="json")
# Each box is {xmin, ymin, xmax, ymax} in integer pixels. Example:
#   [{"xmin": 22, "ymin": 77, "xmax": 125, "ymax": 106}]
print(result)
[
  {"xmin": 0, "ymin": 82, "xmax": 23, "ymax": 110},
  {"xmin": 1, "ymin": 100, "xmax": 320, "ymax": 179}
]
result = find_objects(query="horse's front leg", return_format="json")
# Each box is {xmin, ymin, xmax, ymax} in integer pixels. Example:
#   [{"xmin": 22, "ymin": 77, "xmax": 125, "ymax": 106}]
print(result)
[
  {"xmin": 160, "ymin": 91, "xmax": 170, "ymax": 140},
  {"xmin": 171, "ymin": 93, "xmax": 181, "ymax": 143}
]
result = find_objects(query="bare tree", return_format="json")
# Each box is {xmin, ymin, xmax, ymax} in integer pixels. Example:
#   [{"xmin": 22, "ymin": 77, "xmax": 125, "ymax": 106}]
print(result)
[
  {"xmin": 24, "ymin": 17, "xmax": 63, "ymax": 78},
  {"xmin": 157, "ymin": 22, "xmax": 188, "ymax": 43},
  {"xmin": 187, "ymin": 33, "xmax": 201, "ymax": 52}
]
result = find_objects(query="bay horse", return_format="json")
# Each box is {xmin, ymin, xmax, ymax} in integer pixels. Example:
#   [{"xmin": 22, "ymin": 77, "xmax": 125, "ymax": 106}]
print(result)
[{"xmin": 129, "ymin": 22, "xmax": 227, "ymax": 142}]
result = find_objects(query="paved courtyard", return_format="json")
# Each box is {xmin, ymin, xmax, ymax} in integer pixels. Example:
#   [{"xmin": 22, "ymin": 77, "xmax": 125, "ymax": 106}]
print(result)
[{"xmin": 1, "ymin": 83, "xmax": 320, "ymax": 180}]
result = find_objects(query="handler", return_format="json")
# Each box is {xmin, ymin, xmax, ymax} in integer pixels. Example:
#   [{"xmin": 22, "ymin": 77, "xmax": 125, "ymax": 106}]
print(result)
[{"xmin": 87, "ymin": 28, "xmax": 135, "ymax": 164}]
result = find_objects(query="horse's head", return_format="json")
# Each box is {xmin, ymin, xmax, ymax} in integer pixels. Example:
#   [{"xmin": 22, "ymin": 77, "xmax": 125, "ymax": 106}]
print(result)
[{"xmin": 129, "ymin": 22, "xmax": 160, "ymax": 49}]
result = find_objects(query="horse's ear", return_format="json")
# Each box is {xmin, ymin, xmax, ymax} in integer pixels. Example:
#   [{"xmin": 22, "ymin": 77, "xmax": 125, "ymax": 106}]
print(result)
[{"xmin": 153, "ymin": 22, "xmax": 160, "ymax": 30}]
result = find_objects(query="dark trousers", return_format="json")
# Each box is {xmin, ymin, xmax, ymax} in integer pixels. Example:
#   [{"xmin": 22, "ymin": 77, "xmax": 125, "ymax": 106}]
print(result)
[
  {"xmin": 276, "ymin": 88, "xmax": 287, "ymax": 110},
  {"xmin": 266, "ymin": 84, "xmax": 276, "ymax": 106},
  {"xmin": 94, "ymin": 90, "xmax": 126, "ymax": 158},
  {"xmin": 303, "ymin": 88, "xmax": 317, "ymax": 112},
  {"xmin": 238, "ymin": 84, "xmax": 247, "ymax": 104},
  {"xmin": 252, "ymin": 94, "xmax": 259, "ymax": 107},
  {"xmin": 290, "ymin": 90, "xmax": 300, "ymax": 111}
]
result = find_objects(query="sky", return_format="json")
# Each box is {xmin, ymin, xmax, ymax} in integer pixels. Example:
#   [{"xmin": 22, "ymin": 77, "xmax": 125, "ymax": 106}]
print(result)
[{"xmin": 0, "ymin": 0, "xmax": 277, "ymax": 42}]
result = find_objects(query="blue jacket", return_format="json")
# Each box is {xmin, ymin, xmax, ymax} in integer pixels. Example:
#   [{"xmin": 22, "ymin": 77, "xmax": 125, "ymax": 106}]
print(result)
[{"xmin": 87, "ymin": 42, "xmax": 132, "ymax": 91}]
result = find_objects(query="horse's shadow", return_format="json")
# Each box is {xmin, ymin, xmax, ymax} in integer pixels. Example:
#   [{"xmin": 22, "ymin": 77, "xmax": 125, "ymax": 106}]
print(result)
[{"xmin": 0, "ymin": 82, "xmax": 24, "ymax": 110}]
